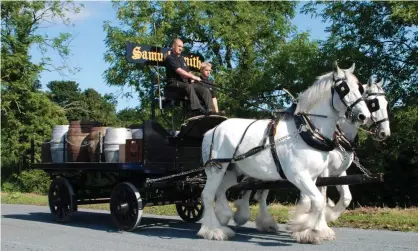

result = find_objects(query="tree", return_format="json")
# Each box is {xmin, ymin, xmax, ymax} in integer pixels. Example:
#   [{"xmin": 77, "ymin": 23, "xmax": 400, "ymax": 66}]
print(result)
[
  {"xmin": 117, "ymin": 108, "xmax": 146, "ymax": 128},
  {"xmin": 103, "ymin": 1, "xmax": 321, "ymax": 121},
  {"xmin": 82, "ymin": 88, "xmax": 119, "ymax": 126},
  {"xmin": 302, "ymin": 1, "xmax": 418, "ymax": 106},
  {"xmin": 1, "ymin": 1, "xmax": 82, "ymax": 178},
  {"xmin": 1, "ymin": 1, "xmax": 82, "ymax": 85},
  {"xmin": 45, "ymin": 81, "xmax": 120, "ymax": 125},
  {"xmin": 389, "ymin": 1, "xmax": 418, "ymax": 26},
  {"xmin": 46, "ymin": 81, "xmax": 87, "ymax": 120}
]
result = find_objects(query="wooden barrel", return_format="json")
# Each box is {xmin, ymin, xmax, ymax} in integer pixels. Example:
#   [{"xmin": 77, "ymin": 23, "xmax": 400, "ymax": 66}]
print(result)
[
  {"xmin": 67, "ymin": 120, "xmax": 97, "ymax": 162},
  {"xmin": 104, "ymin": 128, "xmax": 132, "ymax": 163},
  {"xmin": 50, "ymin": 125, "xmax": 69, "ymax": 163},
  {"xmin": 87, "ymin": 126, "xmax": 107, "ymax": 162}
]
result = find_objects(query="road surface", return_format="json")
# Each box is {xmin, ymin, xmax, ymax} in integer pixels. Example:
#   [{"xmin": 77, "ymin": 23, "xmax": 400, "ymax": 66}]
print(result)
[{"xmin": 2, "ymin": 204, "xmax": 417, "ymax": 251}]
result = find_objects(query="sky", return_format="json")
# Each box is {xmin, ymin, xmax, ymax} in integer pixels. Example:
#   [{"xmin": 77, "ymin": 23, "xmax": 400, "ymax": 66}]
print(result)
[{"xmin": 30, "ymin": 1, "xmax": 328, "ymax": 112}]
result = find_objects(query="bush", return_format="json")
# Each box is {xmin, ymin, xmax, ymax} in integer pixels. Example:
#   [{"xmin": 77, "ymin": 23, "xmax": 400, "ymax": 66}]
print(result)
[
  {"xmin": 1, "ymin": 181, "xmax": 17, "ymax": 193},
  {"xmin": 10, "ymin": 169, "xmax": 51, "ymax": 194}
]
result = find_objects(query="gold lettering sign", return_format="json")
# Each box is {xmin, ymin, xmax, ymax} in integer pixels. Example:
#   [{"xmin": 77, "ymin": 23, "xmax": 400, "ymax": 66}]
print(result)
[
  {"xmin": 129, "ymin": 45, "xmax": 202, "ymax": 71},
  {"xmin": 132, "ymin": 46, "xmax": 164, "ymax": 62},
  {"xmin": 132, "ymin": 46, "xmax": 142, "ymax": 60}
]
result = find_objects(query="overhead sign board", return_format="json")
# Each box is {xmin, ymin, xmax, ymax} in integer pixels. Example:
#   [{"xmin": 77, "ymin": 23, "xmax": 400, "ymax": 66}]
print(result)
[{"xmin": 126, "ymin": 42, "xmax": 204, "ymax": 71}]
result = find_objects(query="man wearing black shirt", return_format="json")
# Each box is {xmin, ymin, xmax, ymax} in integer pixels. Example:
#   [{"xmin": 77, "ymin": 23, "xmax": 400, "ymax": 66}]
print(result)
[{"xmin": 164, "ymin": 38, "xmax": 213, "ymax": 113}]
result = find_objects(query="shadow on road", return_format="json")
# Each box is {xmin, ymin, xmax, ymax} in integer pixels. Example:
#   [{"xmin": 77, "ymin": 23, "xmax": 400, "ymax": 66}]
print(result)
[{"xmin": 3, "ymin": 209, "xmax": 295, "ymax": 246}]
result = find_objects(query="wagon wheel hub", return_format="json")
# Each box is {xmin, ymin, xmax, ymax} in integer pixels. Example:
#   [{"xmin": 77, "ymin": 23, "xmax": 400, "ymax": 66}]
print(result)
[{"xmin": 117, "ymin": 202, "xmax": 130, "ymax": 213}]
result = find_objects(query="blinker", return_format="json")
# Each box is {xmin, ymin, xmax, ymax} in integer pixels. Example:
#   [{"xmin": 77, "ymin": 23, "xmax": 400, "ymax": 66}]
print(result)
[
  {"xmin": 335, "ymin": 81, "xmax": 350, "ymax": 98},
  {"xmin": 367, "ymin": 98, "xmax": 380, "ymax": 112}
]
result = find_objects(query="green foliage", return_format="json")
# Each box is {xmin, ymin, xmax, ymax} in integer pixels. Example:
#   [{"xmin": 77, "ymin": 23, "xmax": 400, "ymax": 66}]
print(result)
[
  {"xmin": 1, "ymin": 1, "xmax": 82, "ymax": 182},
  {"xmin": 1, "ymin": 89, "xmax": 68, "ymax": 175},
  {"xmin": 46, "ymin": 81, "xmax": 85, "ymax": 120},
  {"xmin": 1, "ymin": 182, "xmax": 17, "ymax": 193},
  {"xmin": 1, "ymin": 1, "xmax": 83, "ymax": 83},
  {"xmin": 117, "ymin": 107, "xmax": 146, "ymax": 127},
  {"xmin": 82, "ymin": 88, "xmax": 120, "ymax": 126},
  {"xmin": 302, "ymin": 1, "xmax": 418, "ymax": 106},
  {"xmin": 358, "ymin": 104, "xmax": 418, "ymax": 173},
  {"xmin": 389, "ymin": 1, "xmax": 418, "ymax": 26},
  {"xmin": 1, "ymin": 170, "xmax": 50, "ymax": 194},
  {"xmin": 45, "ymin": 81, "xmax": 121, "ymax": 126},
  {"xmin": 12, "ymin": 170, "xmax": 51, "ymax": 194}
]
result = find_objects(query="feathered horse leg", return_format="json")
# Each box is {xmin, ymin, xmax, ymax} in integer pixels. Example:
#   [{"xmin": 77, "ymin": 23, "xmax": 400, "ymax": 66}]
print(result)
[
  {"xmin": 255, "ymin": 190, "xmax": 279, "ymax": 232},
  {"xmin": 214, "ymin": 170, "xmax": 237, "ymax": 226},
  {"xmin": 198, "ymin": 163, "xmax": 235, "ymax": 241}
]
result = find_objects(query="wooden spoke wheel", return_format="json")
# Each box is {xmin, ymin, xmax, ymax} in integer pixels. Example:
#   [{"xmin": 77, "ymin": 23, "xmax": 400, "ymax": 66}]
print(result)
[
  {"xmin": 175, "ymin": 198, "xmax": 204, "ymax": 223},
  {"xmin": 110, "ymin": 182, "xmax": 143, "ymax": 231},
  {"xmin": 48, "ymin": 177, "xmax": 75, "ymax": 222}
]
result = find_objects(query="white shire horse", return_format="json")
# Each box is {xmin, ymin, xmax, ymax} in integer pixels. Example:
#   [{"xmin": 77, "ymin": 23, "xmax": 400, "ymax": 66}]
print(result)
[
  {"xmin": 322, "ymin": 76, "xmax": 391, "ymax": 222},
  {"xmin": 197, "ymin": 63, "xmax": 371, "ymax": 244},
  {"xmin": 230, "ymin": 76, "xmax": 391, "ymax": 234}
]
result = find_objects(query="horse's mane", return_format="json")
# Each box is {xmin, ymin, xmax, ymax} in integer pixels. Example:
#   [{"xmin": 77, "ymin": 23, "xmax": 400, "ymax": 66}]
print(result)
[{"xmin": 294, "ymin": 72, "xmax": 335, "ymax": 114}]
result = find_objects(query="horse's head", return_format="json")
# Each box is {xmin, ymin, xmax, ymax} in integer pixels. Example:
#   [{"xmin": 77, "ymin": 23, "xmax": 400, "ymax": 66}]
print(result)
[
  {"xmin": 363, "ymin": 76, "xmax": 391, "ymax": 141},
  {"xmin": 332, "ymin": 62, "xmax": 371, "ymax": 125}
]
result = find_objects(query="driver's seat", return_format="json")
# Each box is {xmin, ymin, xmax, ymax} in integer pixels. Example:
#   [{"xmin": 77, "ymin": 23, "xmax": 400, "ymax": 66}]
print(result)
[{"xmin": 163, "ymin": 85, "xmax": 190, "ymax": 110}]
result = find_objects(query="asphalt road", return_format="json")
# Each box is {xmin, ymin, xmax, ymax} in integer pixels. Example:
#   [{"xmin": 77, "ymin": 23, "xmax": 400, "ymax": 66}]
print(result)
[{"xmin": 2, "ymin": 204, "xmax": 418, "ymax": 251}]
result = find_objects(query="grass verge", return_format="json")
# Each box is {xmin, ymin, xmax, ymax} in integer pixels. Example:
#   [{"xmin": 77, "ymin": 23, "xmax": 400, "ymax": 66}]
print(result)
[{"xmin": 1, "ymin": 192, "xmax": 417, "ymax": 232}]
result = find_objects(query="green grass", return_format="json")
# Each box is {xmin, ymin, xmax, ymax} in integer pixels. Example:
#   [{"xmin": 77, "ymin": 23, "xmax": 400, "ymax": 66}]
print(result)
[{"xmin": 2, "ymin": 192, "xmax": 417, "ymax": 232}]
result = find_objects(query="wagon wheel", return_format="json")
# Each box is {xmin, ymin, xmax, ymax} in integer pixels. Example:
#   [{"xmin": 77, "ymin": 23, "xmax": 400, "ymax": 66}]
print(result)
[
  {"xmin": 175, "ymin": 197, "xmax": 204, "ymax": 223},
  {"xmin": 110, "ymin": 182, "xmax": 143, "ymax": 231},
  {"xmin": 48, "ymin": 177, "xmax": 75, "ymax": 222}
]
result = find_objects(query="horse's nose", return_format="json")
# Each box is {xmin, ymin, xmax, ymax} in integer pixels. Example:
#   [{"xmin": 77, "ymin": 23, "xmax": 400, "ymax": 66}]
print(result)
[
  {"xmin": 358, "ymin": 113, "xmax": 366, "ymax": 121},
  {"xmin": 379, "ymin": 131, "xmax": 387, "ymax": 139}
]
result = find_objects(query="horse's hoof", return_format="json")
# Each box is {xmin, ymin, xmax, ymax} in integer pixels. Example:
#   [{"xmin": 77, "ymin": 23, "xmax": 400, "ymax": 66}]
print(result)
[
  {"xmin": 255, "ymin": 215, "xmax": 279, "ymax": 233},
  {"xmin": 323, "ymin": 226, "xmax": 336, "ymax": 241},
  {"xmin": 292, "ymin": 227, "xmax": 334, "ymax": 244},
  {"xmin": 292, "ymin": 229, "xmax": 325, "ymax": 244},
  {"xmin": 197, "ymin": 225, "xmax": 235, "ymax": 241}
]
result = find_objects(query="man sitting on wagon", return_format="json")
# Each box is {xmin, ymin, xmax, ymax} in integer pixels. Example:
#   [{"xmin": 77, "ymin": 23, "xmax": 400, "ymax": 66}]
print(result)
[{"xmin": 164, "ymin": 38, "xmax": 213, "ymax": 115}]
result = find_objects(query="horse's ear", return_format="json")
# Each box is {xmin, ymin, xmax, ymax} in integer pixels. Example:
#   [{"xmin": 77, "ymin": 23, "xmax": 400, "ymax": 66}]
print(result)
[
  {"xmin": 333, "ymin": 61, "xmax": 340, "ymax": 73},
  {"xmin": 367, "ymin": 76, "xmax": 373, "ymax": 86},
  {"xmin": 377, "ymin": 78, "xmax": 384, "ymax": 87},
  {"xmin": 347, "ymin": 63, "xmax": 355, "ymax": 73}
]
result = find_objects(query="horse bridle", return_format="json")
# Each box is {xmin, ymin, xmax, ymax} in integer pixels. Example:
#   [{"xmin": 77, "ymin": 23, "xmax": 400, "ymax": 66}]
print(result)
[
  {"xmin": 331, "ymin": 74, "xmax": 365, "ymax": 121},
  {"xmin": 360, "ymin": 84, "xmax": 390, "ymax": 132}
]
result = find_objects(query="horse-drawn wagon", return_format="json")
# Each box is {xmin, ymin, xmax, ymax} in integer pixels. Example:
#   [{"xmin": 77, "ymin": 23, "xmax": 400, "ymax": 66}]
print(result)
[{"xmin": 31, "ymin": 42, "xmax": 390, "ymax": 245}]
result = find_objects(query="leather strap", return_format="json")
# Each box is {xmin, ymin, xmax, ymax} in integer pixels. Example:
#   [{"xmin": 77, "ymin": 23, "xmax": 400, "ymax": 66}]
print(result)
[{"xmin": 268, "ymin": 118, "xmax": 286, "ymax": 179}]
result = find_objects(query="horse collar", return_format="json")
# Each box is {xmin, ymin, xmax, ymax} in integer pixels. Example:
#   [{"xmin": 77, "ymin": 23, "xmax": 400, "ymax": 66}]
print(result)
[{"xmin": 294, "ymin": 114, "xmax": 337, "ymax": 152}]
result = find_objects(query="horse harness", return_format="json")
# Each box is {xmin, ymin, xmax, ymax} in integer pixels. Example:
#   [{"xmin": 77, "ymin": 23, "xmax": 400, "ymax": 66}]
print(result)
[
  {"xmin": 204, "ymin": 117, "xmax": 287, "ymax": 179},
  {"xmin": 204, "ymin": 109, "xmax": 352, "ymax": 180}
]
